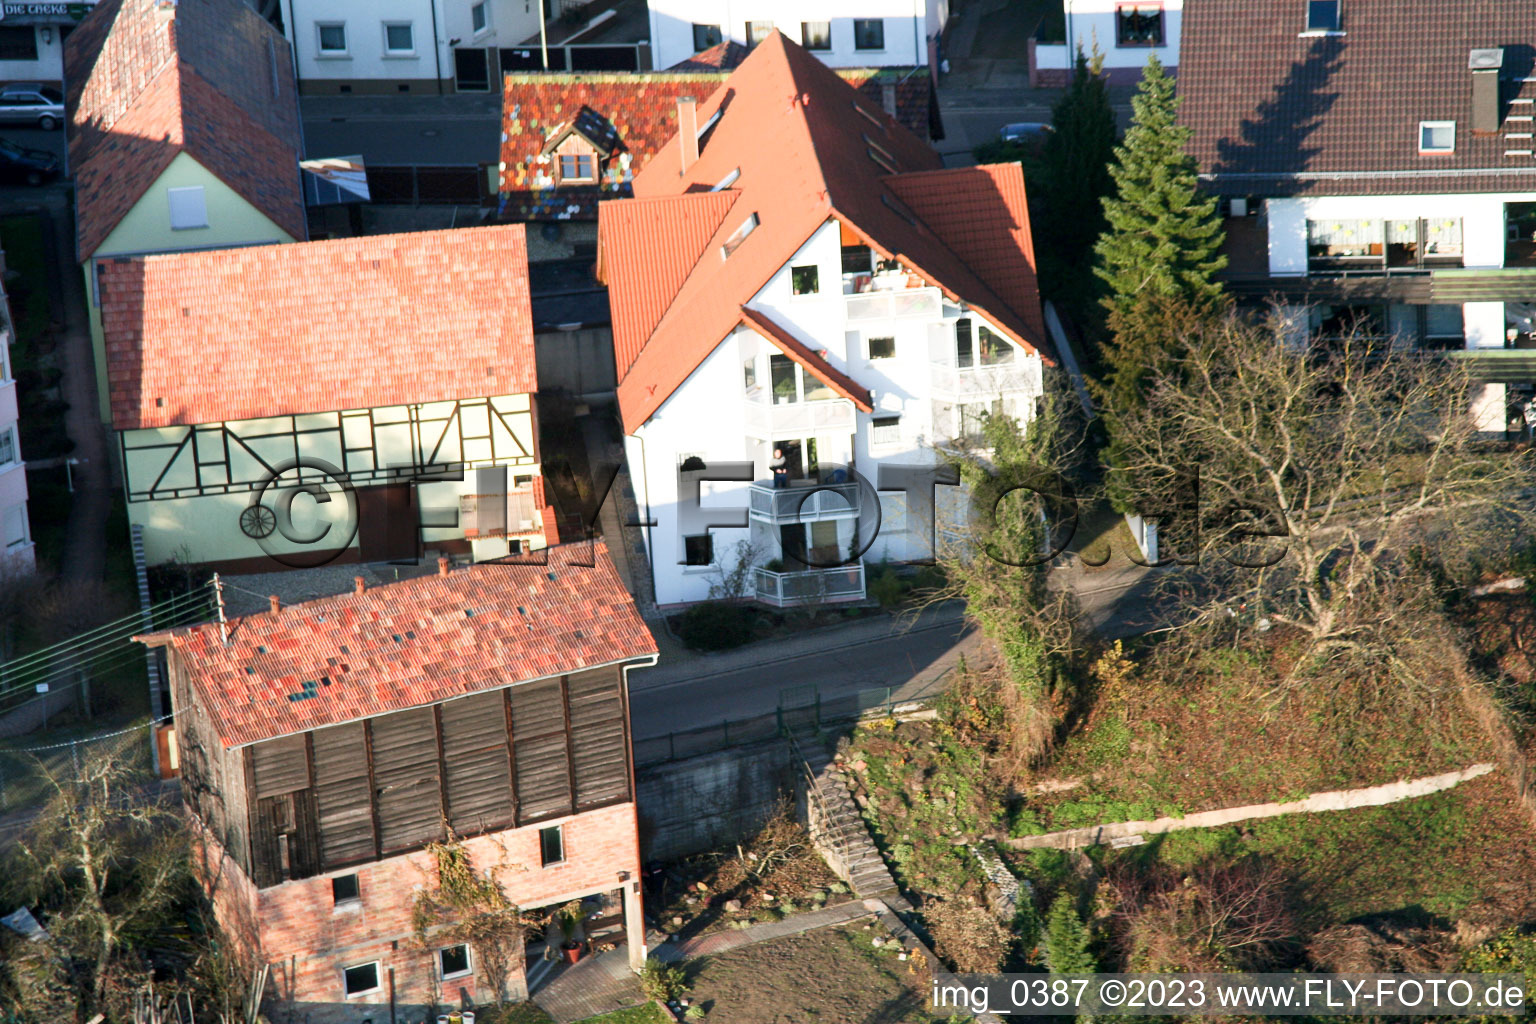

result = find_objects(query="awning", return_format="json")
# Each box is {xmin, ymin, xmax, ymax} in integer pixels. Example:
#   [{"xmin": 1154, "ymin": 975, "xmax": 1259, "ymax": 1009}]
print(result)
[{"xmin": 300, "ymin": 155, "xmax": 370, "ymax": 206}]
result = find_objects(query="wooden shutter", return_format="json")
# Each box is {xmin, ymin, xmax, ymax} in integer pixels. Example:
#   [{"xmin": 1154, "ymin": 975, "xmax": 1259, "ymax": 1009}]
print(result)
[
  {"xmin": 312, "ymin": 722, "xmax": 376, "ymax": 867},
  {"xmin": 250, "ymin": 734, "xmax": 308, "ymax": 797},
  {"xmin": 566, "ymin": 669, "xmax": 630, "ymax": 808},
  {"xmin": 439, "ymin": 690, "xmax": 515, "ymax": 835},
  {"xmin": 370, "ymin": 708, "xmax": 445, "ymax": 852},
  {"xmin": 509, "ymin": 679, "xmax": 573, "ymax": 822}
]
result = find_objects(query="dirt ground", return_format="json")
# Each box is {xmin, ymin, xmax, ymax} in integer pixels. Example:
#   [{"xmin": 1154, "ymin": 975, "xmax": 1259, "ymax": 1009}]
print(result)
[{"xmin": 685, "ymin": 926, "xmax": 944, "ymax": 1024}]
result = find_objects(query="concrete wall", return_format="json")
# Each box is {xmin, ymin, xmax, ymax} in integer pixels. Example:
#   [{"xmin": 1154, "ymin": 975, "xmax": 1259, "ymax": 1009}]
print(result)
[
  {"xmin": 636, "ymin": 740, "xmax": 795, "ymax": 861},
  {"xmin": 648, "ymin": 3, "xmax": 930, "ymax": 71}
]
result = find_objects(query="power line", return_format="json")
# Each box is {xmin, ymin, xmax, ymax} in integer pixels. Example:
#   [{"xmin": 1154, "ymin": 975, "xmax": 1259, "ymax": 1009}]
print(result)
[{"xmin": 0, "ymin": 590, "xmax": 211, "ymax": 676}]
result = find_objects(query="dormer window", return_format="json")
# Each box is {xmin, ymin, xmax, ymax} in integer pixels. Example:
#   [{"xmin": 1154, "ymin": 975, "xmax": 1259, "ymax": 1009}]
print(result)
[
  {"xmin": 559, "ymin": 154, "xmax": 595, "ymax": 181},
  {"xmin": 721, "ymin": 213, "xmax": 758, "ymax": 259},
  {"xmin": 1305, "ymin": 0, "xmax": 1340, "ymax": 32},
  {"xmin": 1419, "ymin": 121, "xmax": 1455, "ymax": 154}
]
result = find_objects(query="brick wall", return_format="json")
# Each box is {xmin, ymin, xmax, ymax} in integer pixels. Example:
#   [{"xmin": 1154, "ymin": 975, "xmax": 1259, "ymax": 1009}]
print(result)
[{"xmin": 199, "ymin": 802, "xmax": 641, "ymax": 1023}]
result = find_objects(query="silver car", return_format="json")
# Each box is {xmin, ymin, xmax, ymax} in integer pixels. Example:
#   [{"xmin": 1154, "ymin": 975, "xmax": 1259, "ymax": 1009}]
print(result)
[{"xmin": 0, "ymin": 83, "xmax": 65, "ymax": 130}]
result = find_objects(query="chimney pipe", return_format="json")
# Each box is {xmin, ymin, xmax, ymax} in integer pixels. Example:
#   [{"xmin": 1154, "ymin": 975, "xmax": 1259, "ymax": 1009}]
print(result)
[
  {"xmin": 678, "ymin": 96, "xmax": 699, "ymax": 174},
  {"xmin": 881, "ymin": 83, "xmax": 898, "ymax": 120},
  {"xmin": 268, "ymin": 595, "xmax": 281, "ymax": 614},
  {"xmin": 1470, "ymin": 48, "xmax": 1505, "ymax": 133},
  {"xmin": 354, "ymin": 576, "xmax": 367, "ymax": 595},
  {"xmin": 438, "ymin": 555, "xmax": 451, "ymax": 577}
]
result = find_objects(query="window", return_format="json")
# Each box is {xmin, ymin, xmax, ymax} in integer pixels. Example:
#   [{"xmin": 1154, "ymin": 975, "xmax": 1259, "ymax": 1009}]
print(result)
[
  {"xmin": 2, "ymin": 504, "xmax": 26, "ymax": 549},
  {"xmin": 745, "ymin": 20, "xmax": 774, "ymax": 48},
  {"xmin": 317, "ymin": 22, "xmax": 347, "ymax": 53},
  {"xmin": 342, "ymin": 962, "xmax": 381, "ymax": 998},
  {"xmin": 682, "ymin": 533, "xmax": 712, "ymax": 566},
  {"xmin": 1419, "ymin": 121, "xmax": 1455, "ymax": 154},
  {"xmin": 438, "ymin": 944, "xmax": 472, "ymax": 979},
  {"xmin": 1424, "ymin": 305, "xmax": 1465, "ymax": 347},
  {"xmin": 471, "ymin": 2, "xmax": 488, "ymax": 35},
  {"xmin": 743, "ymin": 357, "xmax": 758, "ymax": 392},
  {"xmin": 770, "ymin": 353, "xmax": 798, "ymax": 404},
  {"xmin": 331, "ymin": 874, "xmax": 360, "ymax": 905},
  {"xmin": 801, "ymin": 21, "xmax": 831, "ymax": 50},
  {"xmin": 791, "ymin": 265, "xmax": 820, "ymax": 296},
  {"xmin": 978, "ymin": 325, "xmax": 1014, "ymax": 366},
  {"xmin": 0, "ymin": 426, "xmax": 15, "ymax": 466},
  {"xmin": 853, "ymin": 18, "xmax": 884, "ymax": 51},
  {"xmin": 868, "ymin": 336, "xmax": 895, "ymax": 359},
  {"xmin": 841, "ymin": 244, "xmax": 872, "ymax": 276},
  {"xmin": 692, "ymin": 23, "xmax": 722, "ymax": 51},
  {"xmin": 383, "ymin": 22, "xmax": 415, "ymax": 53},
  {"xmin": 712, "ymin": 167, "xmax": 740, "ymax": 191},
  {"xmin": 0, "ymin": 27, "xmax": 37, "ymax": 61},
  {"xmin": 1115, "ymin": 4, "xmax": 1164, "ymax": 46},
  {"xmin": 539, "ymin": 824, "xmax": 565, "ymax": 864},
  {"xmin": 721, "ymin": 213, "xmax": 758, "ymax": 259},
  {"xmin": 872, "ymin": 416, "xmax": 901, "ymax": 445},
  {"xmin": 955, "ymin": 317, "xmax": 974, "ymax": 368},
  {"xmin": 559, "ymin": 153, "xmax": 595, "ymax": 181},
  {"xmin": 166, "ymin": 186, "xmax": 208, "ymax": 230},
  {"xmin": 1306, "ymin": 0, "xmax": 1340, "ymax": 32}
]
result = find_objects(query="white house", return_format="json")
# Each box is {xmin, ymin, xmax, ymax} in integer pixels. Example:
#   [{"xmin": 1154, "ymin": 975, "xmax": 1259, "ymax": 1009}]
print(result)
[
  {"xmin": 1034, "ymin": 0, "xmax": 1180, "ymax": 85},
  {"xmin": 278, "ymin": 0, "xmax": 543, "ymax": 93},
  {"xmin": 599, "ymin": 32, "xmax": 1052, "ymax": 608},
  {"xmin": 1180, "ymin": 0, "xmax": 1536, "ymax": 435},
  {"xmin": 0, "ymin": 0, "xmax": 101, "ymax": 85},
  {"xmin": 0, "ymin": 259, "xmax": 33, "ymax": 572},
  {"xmin": 647, "ymin": 0, "xmax": 947, "ymax": 76},
  {"xmin": 98, "ymin": 226, "xmax": 558, "ymax": 570}
]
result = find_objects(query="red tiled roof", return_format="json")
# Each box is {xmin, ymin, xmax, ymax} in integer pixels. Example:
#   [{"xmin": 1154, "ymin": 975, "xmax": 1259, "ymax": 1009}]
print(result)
[
  {"xmin": 668, "ymin": 40, "xmax": 750, "ymax": 71},
  {"xmin": 100, "ymin": 226, "xmax": 536, "ymax": 431},
  {"xmin": 139, "ymin": 541, "xmax": 655, "ymax": 748},
  {"xmin": 600, "ymin": 32, "xmax": 1051, "ymax": 435},
  {"xmin": 66, "ymin": 0, "xmax": 305, "ymax": 256},
  {"xmin": 738, "ymin": 307, "xmax": 873, "ymax": 412},
  {"xmin": 1179, "ymin": 1, "xmax": 1536, "ymax": 196},
  {"xmin": 499, "ymin": 67, "xmax": 935, "ymax": 221}
]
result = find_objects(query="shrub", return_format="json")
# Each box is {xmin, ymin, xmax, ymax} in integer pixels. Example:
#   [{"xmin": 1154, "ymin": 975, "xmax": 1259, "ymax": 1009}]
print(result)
[
  {"xmin": 868, "ymin": 567, "xmax": 908, "ymax": 609},
  {"xmin": 637, "ymin": 958, "xmax": 689, "ymax": 1002},
  {"xmin": 677, "ymin": 602, "xmax": 755, "ymax": 651}
]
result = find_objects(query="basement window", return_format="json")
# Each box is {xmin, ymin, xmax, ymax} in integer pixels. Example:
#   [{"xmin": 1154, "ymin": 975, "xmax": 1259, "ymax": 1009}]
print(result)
[
  {"xmin": 1419, "ymin": 121, "xmax": 1456, "ymax": 154},
  {"xmin": 1305, "ymin": 0, "xmax": 1340, "ymax": 33},
  {"xmin": 540, "ymin": 824, "xmax": 566, "ymax": 866},
  {"xmin": 331, "ymin": 874, "xmax": 361, "ymax": 905},
  {"xmin": 720, "ymin": 213, "xmax": 758, "ymax": 259},
  {"xmin": 342, "ymin": 962, "xmax": 381, "ymax": 998}
]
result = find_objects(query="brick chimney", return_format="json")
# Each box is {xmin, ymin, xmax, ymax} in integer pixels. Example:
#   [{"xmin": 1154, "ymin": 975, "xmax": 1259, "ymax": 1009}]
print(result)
[
  {"xmin": 678, "ymin": 96, "xmax": 699, "ymax": 174},
  {"xmin": 1470, "ymin": 48, "xmax": 1504, "ymax": 133},
  {"xmin": 438, "ymin": 555, "xmax": 451, "ymax": 576},
  {"xmin": 268, "ymin": 595, "xmax": 281, "ymax": 614},
  {"xmin": 881, "ymin": 84, "xmax": 898, "ymax": 120},
  {"xmin": 354, "ymin": 576, "xmax": 367, "ymax": 595}
]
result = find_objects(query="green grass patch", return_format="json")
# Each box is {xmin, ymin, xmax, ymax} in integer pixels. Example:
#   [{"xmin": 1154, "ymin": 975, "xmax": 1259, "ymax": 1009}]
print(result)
[{"xmin": 574, "ymin": 1004, "xmax": 669, "ymax": 1024}]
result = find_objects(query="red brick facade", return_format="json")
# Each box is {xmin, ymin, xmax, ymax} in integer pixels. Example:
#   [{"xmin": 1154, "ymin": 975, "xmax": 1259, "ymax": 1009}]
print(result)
[{"xmin": 195, "ymin": 802, "xmax": 643, "ymax": 1021}]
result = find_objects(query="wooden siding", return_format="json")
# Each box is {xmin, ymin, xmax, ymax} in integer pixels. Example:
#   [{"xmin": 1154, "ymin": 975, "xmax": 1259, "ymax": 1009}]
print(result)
[
  {"xmin": 169, "ymin": 649, "xmax": 252, "ymax": 874},
  {"xmin": 228, "ymin": 666, "xmax": 635, "ymax": 888}
]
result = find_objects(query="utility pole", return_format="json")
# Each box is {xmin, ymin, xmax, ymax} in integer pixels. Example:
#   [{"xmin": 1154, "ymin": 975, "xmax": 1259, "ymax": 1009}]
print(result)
[
  {"xmin": 212, "ymin": 573, "xmax": 230, "ymax": 645},
  {"xmin": 538, "ymin": 0, "xmax": 549, "ymax": 69}
]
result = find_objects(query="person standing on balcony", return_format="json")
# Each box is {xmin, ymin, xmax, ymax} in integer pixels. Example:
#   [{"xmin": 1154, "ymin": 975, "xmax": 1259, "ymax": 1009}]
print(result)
[{"xmin": 771, "ymin": 448, "xmax": 789, "ymax": 489}]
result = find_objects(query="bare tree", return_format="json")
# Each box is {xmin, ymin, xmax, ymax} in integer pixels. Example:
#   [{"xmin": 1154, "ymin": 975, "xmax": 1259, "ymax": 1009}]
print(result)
[
  {"xmin": 1108, "ymin": 858, "xmax": 1298, "ymax": 972},
  {"xmin": 1111, "ymin": 310, "xmax": 1536, "ymax": 685}
]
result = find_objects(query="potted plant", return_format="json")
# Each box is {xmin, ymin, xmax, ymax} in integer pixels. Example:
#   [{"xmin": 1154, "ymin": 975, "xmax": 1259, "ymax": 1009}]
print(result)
[{"xmin": 555, "ymin": 902, "xmax": 586, "ymax": 963}]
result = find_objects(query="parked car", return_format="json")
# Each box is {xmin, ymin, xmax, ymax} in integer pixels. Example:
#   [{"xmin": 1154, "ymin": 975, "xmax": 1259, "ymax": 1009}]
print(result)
[
  {"xmin": 0, "ymin": 83, "xmax": 66, "ymax": 130},
  {"xmin": 998, "ymin": 122, "xmax": 1054, "ymax": 147},
  {"xmin": 0, "ymin": 137, "xmax": 60, "ymax": 185}
]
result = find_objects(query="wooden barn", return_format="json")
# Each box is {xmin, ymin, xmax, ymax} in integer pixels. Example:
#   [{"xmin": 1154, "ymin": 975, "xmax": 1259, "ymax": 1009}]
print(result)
[{"xmin": 138, "ymin": 541, "xmax": 656, "ymax": 1021}]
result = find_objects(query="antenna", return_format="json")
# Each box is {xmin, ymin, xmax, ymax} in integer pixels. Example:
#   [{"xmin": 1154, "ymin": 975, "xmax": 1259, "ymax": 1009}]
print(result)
[{"xmin": 212, "ymin": 573, "xmax": 229, "ymax": 645}]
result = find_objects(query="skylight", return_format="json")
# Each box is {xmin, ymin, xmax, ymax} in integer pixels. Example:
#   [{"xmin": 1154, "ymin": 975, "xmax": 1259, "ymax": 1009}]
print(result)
[
  {"xmin": 853, "ymin": 102, "xmax": 886, "ymax": 131},
  {"xmin": 712, "ymin": 167, "xmax": 741, "ymax": 191},
  {"xmin": 721, "ymin": 213, "xmax": 759, "ymax": 259},
  {"xmin": 881, "ymin": 193, "xmax": 918, "ymax": 227},
  {"xmin": 1419, "ymin": 121, "xmax": 1456, "ymax": 154},
  {"xmin": 867, "ymin": 148, "xmax": 898, "ymax": 174},
  {"xmin": 1305, "ymin": 0, "xmax": 1340, "ymax": 32}
]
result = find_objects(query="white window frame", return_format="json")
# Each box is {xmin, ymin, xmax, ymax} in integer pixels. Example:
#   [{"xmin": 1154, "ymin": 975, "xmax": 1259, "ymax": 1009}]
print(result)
[
  {"xmin": 438, "ymin": 943, "xmax": 473, "ymax": 980},
  {"xmin": 720, "ymin": 213, "xmax": 758, "ymax": 259},
  {"xmin": 330, "ymin": 873, "xmax": 361, "ymax": 906},
  {"xmin": 3, "ymin": 503, "xmax": 28, "ymax": 550},
  {"xmin": 539, "ymin": 823, "xmax": 566, "ymax": 865},
  {"xmin": 711, "ymin": 167, "xmax": 740, "ymax": 191},
  {"xmin": 867, "ymin": 335, "xmax": 896, "ymax": 360},
  {"xmin": 1304, "ymin": 0, "xmax": 1342, "ymax": 33},
  {"xmin": 166, "ymin": 186, "xmax": 208, "ymax": 230},
  {"xmin": 871, "ymin": 416, "xmax": 901, "ymax": 446},
  {"xmin": 1419, "ymin": 121, "xmax": 1455, "ymax": 154},
  {"xmin": 0, "ymin": 425, "xmax": 17, "ymax": 466},
  {"xmin": 315, "ymin": 21, "xmax": 348, "ymax": 56},
  {"xmin": 382, "ymin": 21, "xmax": 416, "ymax": 56},
  {"xmin": 341, "ymin": 961, "xmax": 382, "ymax": 998},
  {"xmin": 790, "ymin": 264, "xmax": 820, "ymax": 297},
  {"xmin": 470, "ymin": 1, "xmax": 490, "ymax": 37},
  {"xmin": 800, "ymin": 20, "xmax": 831, "ymax": 51},
  {"xmin": 853, "ymin": 18, "xmax": 885, "ymax": 52}
]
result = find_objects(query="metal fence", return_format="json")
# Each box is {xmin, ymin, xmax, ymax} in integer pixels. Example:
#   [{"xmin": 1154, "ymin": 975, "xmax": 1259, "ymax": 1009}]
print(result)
[
  {"xmin": 0, "ymin": 716, "xmax": 165, "ymax": 820},
  {"xmin": 633, "ymin": 685, "xmax": 924, "ymax": 767}
]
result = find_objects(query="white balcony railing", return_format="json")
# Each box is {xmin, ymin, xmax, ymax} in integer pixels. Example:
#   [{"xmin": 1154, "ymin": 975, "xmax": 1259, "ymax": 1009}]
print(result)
[
  {"xmin": 743, "ymin": 396, "xmax": 855, "ymax": 438},
  {"xmin": 752, "ymin": 564, "xmax": 866, "ymax": 608},
  {"xmin": 929, "ymin": 359, "xmax": 1043, "ymax": 400},
  {"xmin": 748, "ymin": 481, "xmax": 860, "ymax": 524},
  {"xmin": 845, "ymin": 286, "xmax": 942, "ymax": 322}
]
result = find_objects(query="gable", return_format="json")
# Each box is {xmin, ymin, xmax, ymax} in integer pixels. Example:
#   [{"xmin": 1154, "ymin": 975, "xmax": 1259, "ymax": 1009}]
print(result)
[{"xmin": 94, "ymin": 152, "xmax": 295, "ymax": 258}]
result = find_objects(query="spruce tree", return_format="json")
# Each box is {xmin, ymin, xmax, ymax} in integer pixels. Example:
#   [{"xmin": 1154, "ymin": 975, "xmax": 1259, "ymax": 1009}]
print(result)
[
  {"xmin": 1044, "ymin": 892, "xmax": 1097, "ymax": 975},
  {"xmin": 1094, "ymin": 55, "xmax": 1227, "ymax": 415},
  {"xmin": 1039, "ymin": 48, "xmax": 1119, "ymax": 315}
]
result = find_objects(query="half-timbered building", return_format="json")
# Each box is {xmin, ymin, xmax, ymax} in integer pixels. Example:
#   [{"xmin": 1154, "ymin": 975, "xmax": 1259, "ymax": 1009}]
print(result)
[
  {"xmin": 137, "ymin": 541, "xmax": 656, "ymax": 1019},
  {"xmin": 100, "ymin": 225, "xmax": 558, "ymax": 570}
]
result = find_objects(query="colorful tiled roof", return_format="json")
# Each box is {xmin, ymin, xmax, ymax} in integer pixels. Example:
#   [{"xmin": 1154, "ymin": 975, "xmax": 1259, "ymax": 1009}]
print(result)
[
  {"xmin": 99, "ymin": 226, "xmax": 536, "ymax": 431},
  {"xmin": 499, "ymin": 67, "xmax": 936, "ymax": 221},
  {"xmin": 139, "ymin": 541, "xmax": 655, "ymax": 748},
  {"xmin": 1179, "ymin": 1, "xmax": 1536, "ymax": 196},
  {"xmin": 599, "ymin": 31, "xmax": 1051, "ymax": 435},
  {"xmin": 65, "ymin": 0, "xmax": 305, "ymax": 256}
]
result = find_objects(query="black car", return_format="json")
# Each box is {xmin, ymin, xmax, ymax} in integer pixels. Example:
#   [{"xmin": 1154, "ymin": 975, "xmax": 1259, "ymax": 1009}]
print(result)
[{"xmin": 0, "ymin": 137, "xmax": 60, "ymax": 185}]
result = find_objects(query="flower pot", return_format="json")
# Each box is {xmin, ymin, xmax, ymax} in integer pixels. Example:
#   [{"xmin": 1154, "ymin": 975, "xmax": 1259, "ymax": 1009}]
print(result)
[{"xmin": 562, "ymin": 942, "xmax": 584, "ymax": 964}]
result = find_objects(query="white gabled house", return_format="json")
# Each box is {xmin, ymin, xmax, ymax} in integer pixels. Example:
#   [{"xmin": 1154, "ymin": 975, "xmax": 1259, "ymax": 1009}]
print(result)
[{"xmin": 598, "ymin": 32, "xmax": 1053, "ymax": 608}]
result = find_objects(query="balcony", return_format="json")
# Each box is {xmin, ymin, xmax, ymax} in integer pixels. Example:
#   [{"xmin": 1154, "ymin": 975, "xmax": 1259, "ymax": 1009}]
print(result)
[
  {"xmin": 929, "ymin": 359, "xmax": 1043, "ymax": 401},
  {"xmin": 752, "ymin": 564, "xmax": 866, "ymax": 608},
  {"xmin": 743, "ymin": 396, "xmax": 855, "ymax": 438},
  {"xmin": 748, "ymin": 480, "xmax": 860, "ymax": 524},
  {"xmin": 845, "ymin": 286, "xmax": 942, "ymax": 322}
]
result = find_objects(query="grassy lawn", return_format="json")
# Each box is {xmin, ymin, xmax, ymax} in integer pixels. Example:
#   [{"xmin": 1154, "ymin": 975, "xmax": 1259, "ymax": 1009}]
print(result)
[
  {"xmin": 683, "ymin": 926, "xmax": 948, "ymax": 1024},
  {"xmin": 575, "ymin": 1004, "xmax": 668, "ymax": 1024}
]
